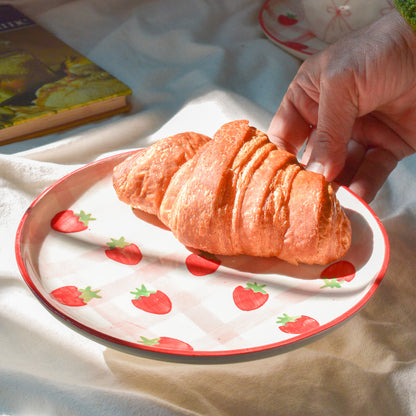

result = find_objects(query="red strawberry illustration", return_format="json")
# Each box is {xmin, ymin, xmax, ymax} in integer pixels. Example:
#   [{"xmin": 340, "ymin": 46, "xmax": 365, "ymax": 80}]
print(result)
[
  {"xmin": 137, "ymin": 336, "xmax": 193, "ymax": 351},
  {"xmin": 233, "ymin": 282, "xmax": 269, "ymax": 311},
  {"xmin": 105, "ymin": 237, "xmax": 142, "ymax": 265},
  {"xmin": 321, "ymin": 261, "xmax": 356, "ymax": 282},
  {"xmin": 277, "ymin": 313, "xmax": 319, "ymax": 334},
  {"xmin": 130, "ymin": 284, "xmax": 172, "ymax": 314},
  {"xmin": 285, "ymin": 41, "xmax": 307, "ymax": 51},
  {"xmin": 50, "ymin": 285, "xmax": 101, "ymax": 306},
  {"xmin": 320, "ymin": 261, "xmax": 356, "ymax": 288},
  {"xmin": 51, "ymin": 210, "xmax": 95, "ymax": 233},
  {"xmin": 185, "ymin": 252, "xmax": 221, "ymax": 276},
  {"xmin": 278, "ymin": 13, "xmax": 298, "ymax": 26}
]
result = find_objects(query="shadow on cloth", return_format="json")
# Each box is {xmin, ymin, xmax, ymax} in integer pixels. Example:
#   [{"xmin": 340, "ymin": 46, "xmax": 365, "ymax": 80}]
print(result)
[{"xmin": 102, "ymin": 210, "xmax": 416, "ymax": 416}]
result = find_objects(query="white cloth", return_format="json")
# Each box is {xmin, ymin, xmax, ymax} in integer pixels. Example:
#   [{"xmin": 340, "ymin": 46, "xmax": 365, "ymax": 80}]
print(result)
[{"xmin": 1, "ymin": 1, "xmax": 416, "ymax": 415}]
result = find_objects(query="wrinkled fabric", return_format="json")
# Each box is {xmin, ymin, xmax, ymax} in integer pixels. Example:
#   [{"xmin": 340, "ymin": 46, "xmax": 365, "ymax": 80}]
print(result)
[{"xmin": 1, "ymin": 1, "xmax": 415, "ymax": 415}]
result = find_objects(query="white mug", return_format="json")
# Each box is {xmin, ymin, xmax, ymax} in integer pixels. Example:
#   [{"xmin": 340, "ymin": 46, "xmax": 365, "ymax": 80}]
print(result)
[{"xmin": 301, "ymin": 0, "xmax": 395, "ymax": 43}]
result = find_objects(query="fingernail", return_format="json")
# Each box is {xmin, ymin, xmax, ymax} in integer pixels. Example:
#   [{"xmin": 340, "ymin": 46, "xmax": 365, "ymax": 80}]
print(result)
[{"xmin": 306, "ymin": 161, "xmax": 325, "ymax": 175}]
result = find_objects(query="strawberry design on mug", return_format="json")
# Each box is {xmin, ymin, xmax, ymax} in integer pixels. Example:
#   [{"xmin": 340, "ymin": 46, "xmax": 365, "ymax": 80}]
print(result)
[
  {"xmin": 137, "ymin": 336, "xmax": 193, "ymax": 351},
  {"xmin": 232, "ymin": 282, "xmax": 269, "ymax": 311},
  {"xmin": 51, "ymin": 209, "xmax": 95, "ymax": 233},
  {"xmin": 105, "ymin": 236, "xmax": 142, "ymax": 265},
  {"xmin": 284, "ymin": 41, "xmax": 307, "ymax": 51},
  {"xmin": 277, "ymin": 313, "xmax": 320, "ymax": 334},
  {"xmin": 278, "ymin": 12, "xmax": 298, "ymax": 26},
  {"xmin": 130, "ymin": 284, "xmax": 172, "ymax": 314},
  {"xmin": 50, "ymin": 285, "xmax": 101, "ymax": 306}
]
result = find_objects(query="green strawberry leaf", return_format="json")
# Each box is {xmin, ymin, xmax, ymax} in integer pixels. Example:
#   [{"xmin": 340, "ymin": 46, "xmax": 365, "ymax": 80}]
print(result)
[
  {"xmin": 276, "ymin": 313, "xmax": 301, "ymax": 326},
  {"xmin": 130, "ymin": 284, "xmax": 156, "ymax": 299},
  {"xmin": 75, "ymin": 210, "xmax": 96, "ymax": 226},
  {"xmin": 79, "ymin": 286, "xmax": 102, "ymax": 302},
  {"xmin": 199, "ymin": 251, "xmax": 218, "ymax": 261},
  {"xmin": 106, "ymin": 236, "xmax": 131, "ymax": 249},
  {"xmin": 245, "ymin": 282, "xmax": 267, "ymax": 294},
  {"xmin": 320, "ymin": 278, "xmax": 343, "ymax": 289},
  {"xmin": 138, "ymin": 336, "xmax": 161, "ymax": 346}
]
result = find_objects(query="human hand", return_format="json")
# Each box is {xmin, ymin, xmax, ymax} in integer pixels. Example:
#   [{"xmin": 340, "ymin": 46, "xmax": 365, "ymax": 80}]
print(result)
[{"xmin": 268, "ymin": 9, "xmax": 416, "ymax": 202}]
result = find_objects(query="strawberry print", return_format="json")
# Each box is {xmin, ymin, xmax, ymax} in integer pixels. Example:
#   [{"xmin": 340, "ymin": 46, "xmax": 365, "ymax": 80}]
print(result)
[
  {"xmin": 137, "ymin": 336, "xmax": 193, "ymax": 351},
  {"xmin": 185, "ymin": 252, "xmax": 221, "ymax": 276},
  {"xmin": 51, "ymin": 210, "xmax": 95, "ymax": 233},
  {"xmin": 130, "ymin": 284, "xmax": 172, "ymax": 314},
  {"xmin": 233, "ymin": 282, "xmax": 269, "ymax": 311},
  {"xmin": 278, "ymin": 13, "xmax": 298, "ymax": 26},
  {"xmin": 277, "ymin": 313, "xmax": 319, "ymax": 334},
  {"xmin": 285, "ymin": 41, "xmax": 307, "ymax": 51},
  {"xmin": 320, "ymin": 260, "xmax": 356, "ymax": 289},
  {"xmin": 105, "ymin": 236, "xmax": 142, "ymax": 265},
  {"xmin": 50, "ymin": 285, "xmax": 101, "ymax": 306}
]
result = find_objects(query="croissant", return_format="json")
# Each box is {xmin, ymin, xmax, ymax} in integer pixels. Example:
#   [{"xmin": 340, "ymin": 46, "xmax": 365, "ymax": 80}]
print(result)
[{"xmin": 113, "ymin": 120, "xmax": 352, "ymax": 265}]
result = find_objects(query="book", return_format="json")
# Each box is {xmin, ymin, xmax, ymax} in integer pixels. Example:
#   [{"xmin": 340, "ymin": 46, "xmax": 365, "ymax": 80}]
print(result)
[{"xmin": 0, "ymin": 5, "xmax": 132, "ymax": 144}]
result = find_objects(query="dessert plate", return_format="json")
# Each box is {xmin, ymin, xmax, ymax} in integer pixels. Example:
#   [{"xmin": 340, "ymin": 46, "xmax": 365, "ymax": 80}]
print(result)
[
  {"xmin": 259, "ymin": 0, "xmax": 327, "ymax": 60},
  {"xmin": 16, "ymin": 151, "xmax": 389, "ymax": 358}
]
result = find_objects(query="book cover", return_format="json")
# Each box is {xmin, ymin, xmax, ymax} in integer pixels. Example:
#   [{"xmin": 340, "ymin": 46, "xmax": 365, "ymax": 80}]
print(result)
[{"xmin": 0, "ymin": 5, "xmax": 132, "ymax": 144}]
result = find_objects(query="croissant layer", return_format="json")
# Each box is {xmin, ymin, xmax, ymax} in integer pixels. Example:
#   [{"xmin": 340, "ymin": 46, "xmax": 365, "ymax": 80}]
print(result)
[{"xmin": 113, "ymin": 120, "xmax": 352, "ymax": 265}]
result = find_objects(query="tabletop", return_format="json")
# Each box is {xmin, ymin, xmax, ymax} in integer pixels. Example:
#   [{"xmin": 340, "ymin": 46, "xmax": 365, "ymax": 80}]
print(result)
[{"xmin": 1, "ymin": 1, "xmax": 416, "ymax": 415}]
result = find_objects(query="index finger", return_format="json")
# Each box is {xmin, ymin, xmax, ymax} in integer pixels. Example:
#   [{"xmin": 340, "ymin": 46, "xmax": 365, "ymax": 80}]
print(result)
[{"xmin": 267, "ymin": 83, "xmax": 318, "ymax": 156}]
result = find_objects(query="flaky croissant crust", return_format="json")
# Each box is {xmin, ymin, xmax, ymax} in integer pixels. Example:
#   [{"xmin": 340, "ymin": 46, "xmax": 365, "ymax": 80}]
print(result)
[{"xmin": 113, "ymin": 120, "xmax": 351, "ymax": 265}]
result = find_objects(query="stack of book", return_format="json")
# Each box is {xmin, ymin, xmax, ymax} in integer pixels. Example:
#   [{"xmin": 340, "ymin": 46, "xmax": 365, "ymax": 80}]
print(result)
[{"xmin": 0, "ymin": 4, "xmax": 132, "ymax": 144}]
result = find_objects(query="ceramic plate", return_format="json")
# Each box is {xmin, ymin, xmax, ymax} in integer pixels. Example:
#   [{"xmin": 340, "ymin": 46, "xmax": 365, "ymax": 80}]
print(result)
[
  {"xmin": 16, "ymin": 151, "xmax": 389, "ymax": 358},
  {"xmin": 259, "ymin": 0, "xmax": 328, "ymax": 60}
]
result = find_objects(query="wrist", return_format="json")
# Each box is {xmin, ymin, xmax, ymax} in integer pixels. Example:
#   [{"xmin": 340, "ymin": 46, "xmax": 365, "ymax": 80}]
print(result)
[{"xmin": 395, "ymin": 0, "xmax": 416, "ymax": 32}]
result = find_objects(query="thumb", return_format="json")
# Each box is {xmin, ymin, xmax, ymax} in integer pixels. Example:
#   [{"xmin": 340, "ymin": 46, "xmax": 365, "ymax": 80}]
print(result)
[{"xmin": 305, "ymin": 82, "xmax": 358, "ymax": 182}]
